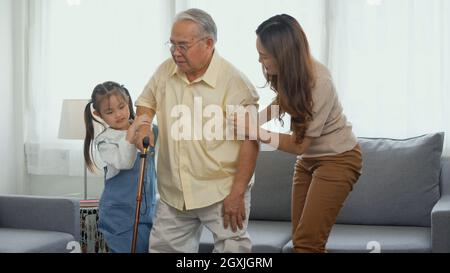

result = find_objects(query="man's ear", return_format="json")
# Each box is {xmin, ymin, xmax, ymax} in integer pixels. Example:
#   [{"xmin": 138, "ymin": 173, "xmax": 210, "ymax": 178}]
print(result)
[{"xmin": 206, "ymin": 37, "xmax": 215, "ymax": 50}]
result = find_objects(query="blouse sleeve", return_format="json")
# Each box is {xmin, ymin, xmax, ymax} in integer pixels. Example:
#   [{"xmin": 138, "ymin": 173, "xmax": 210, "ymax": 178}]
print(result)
[
  {"xmin": 305, "ymin": 78, "xmax": 336, "ymax": 138},
  {"xmin": 96, "ymin": 135, "xmax": 137, "ymax": 170}
]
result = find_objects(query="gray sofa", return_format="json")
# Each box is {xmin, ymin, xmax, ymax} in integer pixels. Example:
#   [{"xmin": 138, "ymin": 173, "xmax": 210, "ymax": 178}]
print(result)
[
  {"xmin": 200, "ymin": 132, "xmax": 450, "ymax": 253},
  {"xmin": 0, "ymin": 195, "xmax": 80, "ymax": 253}
]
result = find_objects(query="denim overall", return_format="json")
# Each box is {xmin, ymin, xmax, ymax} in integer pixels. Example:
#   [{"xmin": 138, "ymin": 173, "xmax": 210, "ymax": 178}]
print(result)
[{"xmin": 98, "ymin": 127, "xmax": 157, "ymax": 253}]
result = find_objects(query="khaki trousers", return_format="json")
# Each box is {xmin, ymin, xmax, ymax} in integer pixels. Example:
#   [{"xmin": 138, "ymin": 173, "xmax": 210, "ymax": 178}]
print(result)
[
  {"xmin": 149, "ymin": 189, "xmax": 252, "ymax": 253},
  {"xmin": 292, "ymin": 145, "xmax": 362, "ymax": 253}
]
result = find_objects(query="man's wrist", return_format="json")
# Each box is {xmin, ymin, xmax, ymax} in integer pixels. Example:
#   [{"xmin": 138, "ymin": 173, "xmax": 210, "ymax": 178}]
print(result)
[
  {"xmin": 230, "ymin": 183, "xmax": 248, "ymax": 197},
  {"xmin": 138, "ymin": 123, "xmax": 152, "ymax": 130}
]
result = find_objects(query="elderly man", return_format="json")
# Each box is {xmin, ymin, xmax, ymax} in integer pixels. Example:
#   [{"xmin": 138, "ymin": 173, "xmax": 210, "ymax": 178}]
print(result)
[{"xmin": 134, "ymin": 8, "xmax": 259, "ymax": 253}]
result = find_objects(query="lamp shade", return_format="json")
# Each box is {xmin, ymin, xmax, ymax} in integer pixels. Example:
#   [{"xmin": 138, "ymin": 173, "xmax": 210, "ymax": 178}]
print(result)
[{"xmin": 58, "ymin": 99, "xmax": 89, "ymax": 140}]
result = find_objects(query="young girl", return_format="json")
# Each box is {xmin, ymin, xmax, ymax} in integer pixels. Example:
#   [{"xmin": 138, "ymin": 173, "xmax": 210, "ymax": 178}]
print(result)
[
  {"xmin": 231, "ymin": 15, "xmax": 362, "ymax": 253},
  {"xmin": 83, "ymin": 81, "xmax": 157, "ymax": 253}
]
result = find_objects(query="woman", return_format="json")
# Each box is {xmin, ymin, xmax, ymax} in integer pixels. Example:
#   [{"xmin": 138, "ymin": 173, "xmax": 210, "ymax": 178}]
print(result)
[{"xmin": 231, "ymin": 14, "xmax": 362, "ymax": 253}]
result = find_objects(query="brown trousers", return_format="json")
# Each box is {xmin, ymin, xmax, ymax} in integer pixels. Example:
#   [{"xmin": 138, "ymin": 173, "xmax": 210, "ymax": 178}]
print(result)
[{"xmin": 292, "ymin": 144, "xmax": 362, "ymax": 253}]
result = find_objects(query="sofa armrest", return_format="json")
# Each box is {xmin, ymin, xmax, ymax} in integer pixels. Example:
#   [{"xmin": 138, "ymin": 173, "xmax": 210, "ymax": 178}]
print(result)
[
  {"xmin": 0, "ymin": 195, "xmax": 80, "ymax": 241},
  {"xmin": 431, "ymin": 195, "xmax": 450, "ymax": 253}
]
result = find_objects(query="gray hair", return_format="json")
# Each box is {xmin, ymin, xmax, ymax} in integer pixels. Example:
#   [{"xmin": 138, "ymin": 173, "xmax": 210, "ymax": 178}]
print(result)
[{"xmin": 174, "ymin": 8, "xmax": 217, "ymax": 43}]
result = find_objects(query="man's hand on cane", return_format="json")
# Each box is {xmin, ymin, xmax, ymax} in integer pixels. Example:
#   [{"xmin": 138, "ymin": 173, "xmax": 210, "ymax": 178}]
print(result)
[
  {"xmin": 135, "ymin": 124, "xmax": 154, "ymax": 151},
  {"xmin": 133, "ymin": 107, "xmax": 156, "ymax": 151}
]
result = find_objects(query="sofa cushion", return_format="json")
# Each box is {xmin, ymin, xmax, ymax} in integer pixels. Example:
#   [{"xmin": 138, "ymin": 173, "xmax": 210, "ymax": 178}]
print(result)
[
  {"xmin": 0, "ymin": 228, "xmax": 76, "ymax": 253},
  {"xmin": 282, "ymin": 224, "xmax": 431, "ymax": 253},
  {"xmin": 336, "ymin": 133, "xmax": 444, "ymax": 227},
  {"xmin": 250, "ymin": 147, "xmax": 297, "ymax": 221},
  {"xmin": 440, "ymin": 159, "xmax": 450, "ymax": 196},
  {"xmin": 199, "ymin": 220, "xmax": 292, "ymax": 253}
]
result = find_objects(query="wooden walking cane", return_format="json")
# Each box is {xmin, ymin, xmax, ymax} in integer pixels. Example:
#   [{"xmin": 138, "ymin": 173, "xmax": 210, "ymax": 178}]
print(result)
[{"xmin": 131, "ymin": 136, "xmax": 150, "ymax": 253}]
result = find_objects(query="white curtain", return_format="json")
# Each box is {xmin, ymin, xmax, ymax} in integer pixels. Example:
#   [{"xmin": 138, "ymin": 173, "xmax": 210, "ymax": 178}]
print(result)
[
  {"xmin": 0, "ymin": 0, "xmax": 17, "ymax": 193},
  {"xmin": 0, "ymin": 0, "xmax": 27, "ymax": 194},
  {"xmin": 25, "ymin": 0, "xmax": 450, "ymax": 177},
  {"xmin": 328, "ymin": 0, "xmax": 450, "ymax": 155}
]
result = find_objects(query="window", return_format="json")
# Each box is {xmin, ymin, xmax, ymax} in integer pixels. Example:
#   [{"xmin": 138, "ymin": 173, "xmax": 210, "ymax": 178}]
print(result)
[{"xmin": 26, "ymin": 0, "xmax": 450, "ymax": 177}]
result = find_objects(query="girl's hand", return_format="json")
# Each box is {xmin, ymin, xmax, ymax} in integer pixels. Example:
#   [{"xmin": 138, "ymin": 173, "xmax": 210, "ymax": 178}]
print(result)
[{"xmin": 127, "ymin": 114, "xmax": 151, "ymax": 144}]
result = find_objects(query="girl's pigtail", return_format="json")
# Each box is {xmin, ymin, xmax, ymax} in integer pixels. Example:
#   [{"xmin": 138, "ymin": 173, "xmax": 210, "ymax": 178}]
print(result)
[
  {"xmin": 121, "ymin": 85, "xmax": 135, "ymax": 120},
  {"xmin": 83, "ymin": 101, "xmax": 96, "ymax": 172}
]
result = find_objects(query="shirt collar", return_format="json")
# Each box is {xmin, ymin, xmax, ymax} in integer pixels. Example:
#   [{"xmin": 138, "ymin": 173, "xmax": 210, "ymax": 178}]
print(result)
[{"xmin": 171, "ymin": 50, "xmax": 221, "ymax": 88}]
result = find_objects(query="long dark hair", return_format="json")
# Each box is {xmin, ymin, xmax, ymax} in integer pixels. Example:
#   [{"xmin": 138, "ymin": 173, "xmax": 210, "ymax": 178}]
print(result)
[
  {"xmin": 83, "ymin": 81, "xmax": 135, "ymax": 172},
  {"xmin": 256, "ymin": 14, "xmax": 315, "ymax": 144}
]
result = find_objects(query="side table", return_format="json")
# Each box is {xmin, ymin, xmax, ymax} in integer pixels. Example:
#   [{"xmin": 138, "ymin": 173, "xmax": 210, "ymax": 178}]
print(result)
[{"xmin": 80, "ymin": 200, "xmax": 109, "ymax": 253}]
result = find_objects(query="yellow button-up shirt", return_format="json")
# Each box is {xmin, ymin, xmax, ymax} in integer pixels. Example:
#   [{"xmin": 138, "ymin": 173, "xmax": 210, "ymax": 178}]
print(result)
[{"xmin": 136, "ymin": 51, "xmax": 259, "ymax": 210}]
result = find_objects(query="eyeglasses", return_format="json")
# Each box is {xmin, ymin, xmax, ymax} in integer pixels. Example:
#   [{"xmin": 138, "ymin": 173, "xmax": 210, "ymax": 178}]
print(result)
[{"xmin": 166, "ymin": 37, "xmax": 207, "ymax": 54}]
